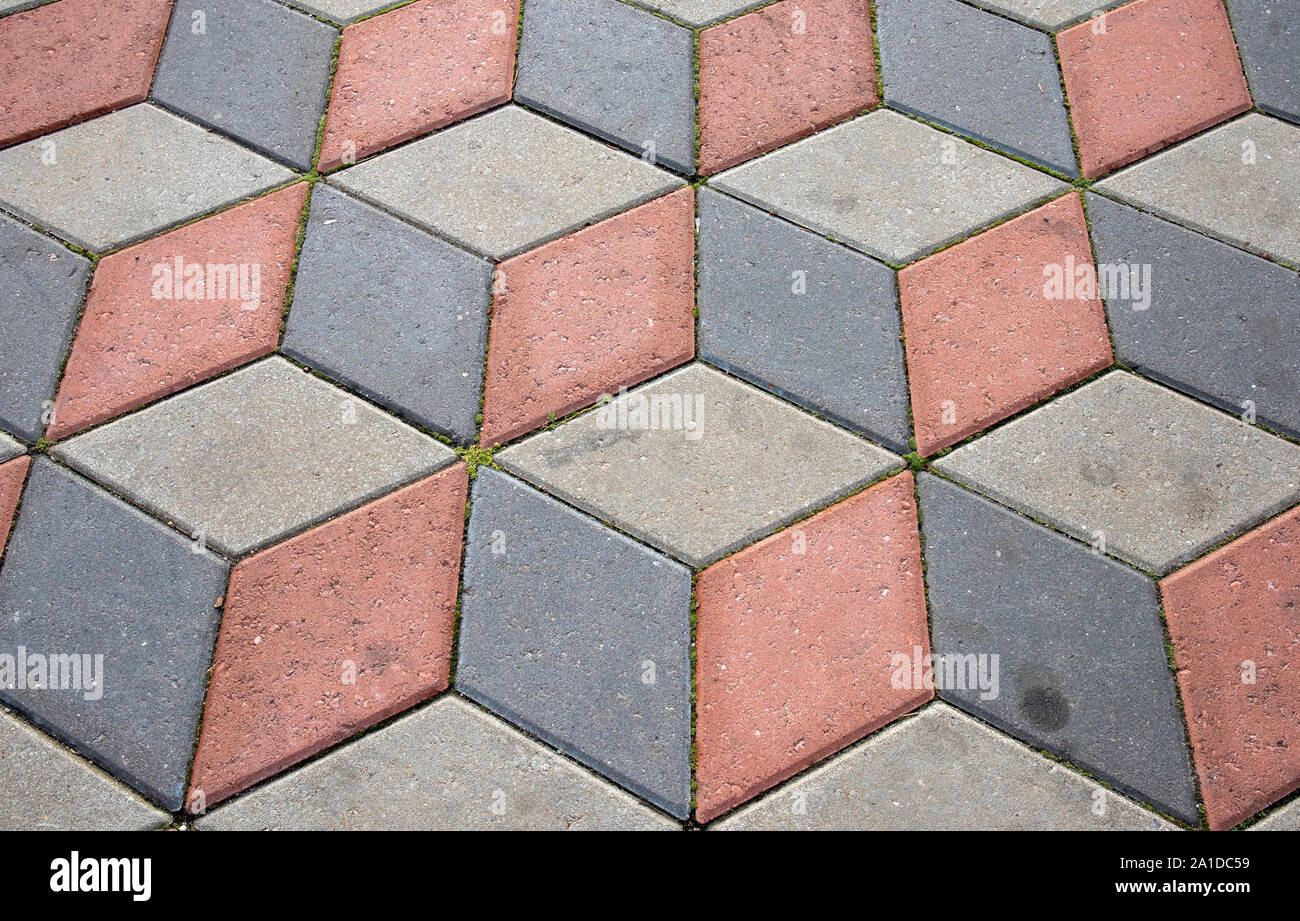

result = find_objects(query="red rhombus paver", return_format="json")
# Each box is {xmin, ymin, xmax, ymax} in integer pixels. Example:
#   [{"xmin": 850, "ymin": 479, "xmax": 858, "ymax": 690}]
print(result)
[
  {"xmin": 0, "ymin": 0, "xmax": 173, "ymax": 148},
  {"xmin": 695, "ymin": 472, "xmax": 931, "ymax": 823},
  {"xmin": 1057, "ymin": 0, "xmax": 1253, "ymax": 179},
  {"xmin": 187, "ymin": 464, "xmax": 469, "ymax": 809},
  {"xmin": 0, "ymin": 456, "xmax": 29, "ymax": 560},
  {"xmin": 1162, "ymin": 505, "xmax": 1300, "ymax": 831}
]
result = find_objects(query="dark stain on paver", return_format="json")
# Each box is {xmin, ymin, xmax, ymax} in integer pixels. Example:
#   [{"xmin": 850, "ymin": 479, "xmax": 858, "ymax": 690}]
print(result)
[{"xmin": 1021, "ymin": 686, "xmax": 1071, "ymax": 732}]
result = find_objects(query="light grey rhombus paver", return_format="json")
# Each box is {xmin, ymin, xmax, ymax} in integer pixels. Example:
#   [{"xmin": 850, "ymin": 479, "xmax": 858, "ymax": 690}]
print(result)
[
  {"xmin": 1096, "ymin": 114, "xmax": 1300, "ymax": 267},
  {"xmin": 333, "ymin": 105, "xmax": 682, "ymax": 260},
  {"xmin": 714, "ymin": 705, "xmax": 1175, "ymax": 830},
  {"xmin": 969, "ymin": 0, "xmax": 1121, "ymax": 30},
  {"xmin": 515, "ymin": 0, "xmax": 696, "ymax": 174},
  {"xmin": 196, "ymin": 697, "xmax": 679, "ymax": 830},
  {"xmin": 0, "ymin": 433, "xmax": 21, "ymax": 463},
  {"xmin": 1253, "ymin": 798, "xmax": 1300, "ymax": 831},
  {"xmin": 0, "ymin": 711, "xmax": 170, "ymax": 831},
  {"xmin": 624, "ymin": 0, "xmax": 765, "ymax": 26},
  {"xmin": 497, "ymin": 362, "xmax": 903, "ymax": 567},
  {"xmin": 0, "ymin": 104, "xmax": 295, "ymax": 253},
  {"xmin": 283, "ymin": 0, "xmax": 388, "ymax": 23},
  {"xmin": 457, "ymin": 469, "xmax": 693, "ymax": 818},
  {"xmin": 53, "ymin": 357, "xmax": 455, "ymax": 556},
  {"xmin": 933, "ymin": 371, "xmax": 1300, "ymax": 575},
  {"xmin": 710, "ymin": 109, "xmax": 1065, "ymax": 264}
]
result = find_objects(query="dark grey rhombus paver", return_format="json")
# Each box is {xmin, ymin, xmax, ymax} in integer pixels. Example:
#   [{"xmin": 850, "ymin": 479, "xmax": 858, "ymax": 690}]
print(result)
[
  {"xmin": 715, "ymin": 705, "xmax": 1174, "ymax": 830},
  {"xmin": 0, "ymin": 213, "xmax": 89, "ymax": 443},
  {"xmin": 1225, "ymin": 0, "xmax": 1300, "ymax": 125},
  {"xmin": 697, "ymin": 188, "xmax": 911, "ymax": 452},
  {"xmin": 877, "ymin": 0, "xmax": 1077, "ymax": 176},
  {"xmin": 933, "ymin": 371, "xmax": 1300, "ymax": 575},
  {"xmin": 196, "ymin": 697, "xmax": 677, "ymax": 830},
  {"xmin": 917, "ymin": 473, "xmax": 1199, "ymax": 823},
  {"xmin": 456, "ymin": 469, "xmax": 693, "ymax": 819},
  {"xmin": 152, "ymin": 0, "xmax": 337, "ymax": 170},
  {"xmin": 516, "ymin": 0, "xmax": 696, "ymax": 175},
  {"xmin": 0, "ymin": 710, "xmax": 170, "ymax": 830},
  {"xmin": 1086, "ymin": 192, "xmax": 1300, "ymax": 439},
  {"xmin": 283, "ymin": 185, "xmax": 493, "ymax": 444},
  {"xmin": 0, "ymin": 459, "xmax": 228, "ymax": 812}
]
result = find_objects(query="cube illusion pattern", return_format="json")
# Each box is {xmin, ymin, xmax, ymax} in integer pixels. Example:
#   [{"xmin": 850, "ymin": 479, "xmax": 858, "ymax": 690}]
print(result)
[{"xmin": 0, "ymin": 0, "xmax": 1297, "ymax": 832}]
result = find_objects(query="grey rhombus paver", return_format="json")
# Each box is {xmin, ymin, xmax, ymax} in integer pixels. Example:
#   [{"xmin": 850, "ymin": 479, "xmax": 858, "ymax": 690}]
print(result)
[
  {"xmin": 714, "ymin": 705, "xmax": 1175, "ymax": 830},
  {"xmin": 196, "ymin": 696, "xmax": 678, "ymax": 830},
  {"xmin": 968, "ymin": 0, "xmax": 1120, "ymax": 30},
  {"xmin": 0, "ymin": 433, "xmax": 21, "ymax": 463},
  {"xmin": 1225, "ymin": 0, "xmax": 1300, "ymax": 126},
  {"xmin": 283, "ymin": 185, "xmax": 493, "ymax": 444},
  {"xmin": 1086, "ymin": 192, "xmax": 1300, "ymax": 439},
  {"xmin": 933, "ymin": 371, "xmax": 1300, "ymax": 575},
  {"xmin": 496, "ymin": 362, "xmax": 902, "ymax": 567},
  {"xmin": 877, "ymin": 0, "xmax": 1077, "ymax": 176},
  {"xmin": 53, "ymin": 357, "xmax": 455, "ymax": 556},
  {"xmin": 697, "ymin": 187, "xmax": 911, "ymax": 452},
  {"xmin": 152, "ymin": 0, "xmax": 337, "ymax": 170},
  {"xmin": 0, "ymin": 0, "xmax": 39, "ymax": 17},
  {"xmin": 456, "ymin": 469, "xmax": 693, "ymax": 818},
  {"xmin": 1253, "ymin": 798, "xmax": 1300, "ymax": 831},
  {"xmin": 332, "ymin": 105, "xmax": 682, "ymax": 260},
  {"xmin": 710, "ymin": 109, "xmax": 1065, "ymax": 264},
  {"xmin": 917, "ymin": 474, "xmax": 1199, "ymax": 823},
  {"xmin": 515, "ymin": 0, "xmax": 696, "ymax": 175},
  {"xmin": 624, "ymin": 0, "xmax": 765, "ymax": 26},
  {"xmin": 0, "ymin": 459, "xmax": 228, "ymax": 812},
  {"xmin": 0, "ymin": 104, "xmax": 295, "ymax": 253},
  {"xmin": 283, "ymin": 0, "xmax": 387, "ymax": 23},
  {"xmin": 0, "ymin": 212, "xmax": 90, "ymax": 444},
  {"xmin": 0, "ymin": 710, "xmax": 170, "ymax": 831},
  {"xmin": 1096, "ymin": 113, "xmax": 1300, "ymax": 268}
]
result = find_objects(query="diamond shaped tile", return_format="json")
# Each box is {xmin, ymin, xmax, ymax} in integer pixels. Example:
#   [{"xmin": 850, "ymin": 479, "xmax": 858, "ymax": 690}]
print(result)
[
  {"xmin": 497, "ymin": 362, "xmax": 902, "ymax": 567},
  {"xmin": 0, "ymin": 459, "xmax": 228, "ymax": 810},
  {"xmin": 196, "ymin": 697, "xmax": 677, "ymax": 830},
  {"xmin": 283, "ymin": 185, "xmax": 493, "ymax": 444},
  {"xmin": 0, "ymin": 455, "xmax": 28, "ymax": 558},
  {"xmin": 1226, "ymin": 0, "xmax": 1300, "ymax": 125},
  {"xmin": 1096, "ymin": 114, "xmax": 1300, "ymax": 268},
  {"xmin": 1086, "ymin": 192, "xmax": 1300, "ymax": 439},
  {"xmin": 625, "ymin": 0, "xmax": 766, "ymax": 26},
  {"xmin": 934, "ymin": 371, "xmax": 1300, "ymax": 574},
  {"xmin": 0, "ymin": 104, "xmax": 296, "ymax": 253},
  {"xmin": 286, "ymin": 0, "xmax": 388, "ymax": 23},
  {"xmin": 333, "ymin": 105, "xmax": 681, "ymax": 260},
  {"xmin": 710, "ymin": 109, "xmax": 1066, "ymax": 264},
  {"xmin": 456, "ymin": 469, "xmax": 693, "ymax": 818},
  {"xmin": 697, "ymin": 187, "xmax": 910, "ymax": 452},
  {"xmin": 970, "ymin": 0, "xmax": 1121, "ymax": 30},
  {"xmin": 918, "ymin": 473, "xmax": 1199, "ymax": 823},
  {"xmin": 53, "ymin": 357, "xmax": 455, "ymax": 556},
  {"xmin": 0, "ymin": 433, "xmax": 21, "ymax": 464},
  {"xmin": 696, "ymin": 473, "xmax": 930, "ymax": 822}
]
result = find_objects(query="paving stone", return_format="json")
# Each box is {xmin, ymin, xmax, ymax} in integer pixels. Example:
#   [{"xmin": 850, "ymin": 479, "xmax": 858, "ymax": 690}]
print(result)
[
  {"xmin": 0, "ymin": 459, "xmax": 228, "ymax": 810},
  {"xmin": 481, "ymin": 189, "xmax": 695, "ymax": 447},
  {"xmin": 878, "ymin": 0, "xmax": 1077, "ymax": 176},
  {"xmin": 0, "ymin": 213, "xmax": 90, "ymax": 442},
  {"xmin": 318, "ymin": 0, "xmax": 518, "ymax": 172},
  {"xmin": 333, "ymin": 106, "xmax": 681, "ymax": 260},
  {"xmin": 53, "ymin": 357, "xmax": 455, "ymax": 557},
  {"xmin": 0, "ymin": 1, "xmax": 42, "ymax": 16},
  {"xmin": 900, "ymin": 193, "xmax": 1112, "ymax": 456},
  {"xmin": 715, "ymin": 704, "xmax": 1175, "ymax": 830},
  {"xmin": 0, "ymin": 0, "xmax": 172, "ymax": 147},
  {"xmin": 0, "ymin": 105, "xmax": 295, "ymax": 253},
  {"xmin": 286, "ymin": 0, "xmax": 388, "ymax": 23},
  {"xmin": 189, "ymin": 464, "xmax": 468, "ymax": 809},
  {"xmin": 0, "ymin": 434, "xmax": 21, "ymax": 464},
  {"xmin": 697, "ymin": 188, "xmax": 910, "ymax": 452},
  {"xmin": 934, "ymin": 371, "xmax": 1300, "ymax": 575},
  {"xmin": 49, "ymin": 184, "xmax": 306, "ymax": 442},
  {"xmin": 456, "ymin": 469, "xmax": 692, "ymax": 818},
  {"xmin": 0, "ymin": 710, "xmax": 171, "ymax": 831},
  {"xmin": 625, "ymin": 0, "xmax": 765, "ymax": 26},
  {"xmin": 969, "ymin": 0, "xmax": 1119, "ymax": 30},
  {"xmin": 1162, "ymin": 505, "xmax": 1300, "ymax": 830},
  {"xmin": 918, "ymin": 473, "xmax": 1199, "ymax": 823},
  {"xmin": 1057, "ymin": 0, "xmax": 1252, "ymax": 179},
  {"xmin": 1096, "ymin": 114, "xmax": 1300, "ymax": 268},
  {"xmin": 710, "ymin": 109, "xmax": 1066, "ymax": 264},
  {"xmin": 283, "ymin": 185, "xmax": 492, "ymax": 444},
  {"xmin": 696, "ymin": 473, "xmax": 930, "ymax": 822},
  {"xmin": 497, "ymin": 363, "xmax": 902, "ymax": 567},
  {"xmin": 0, "ymin": 457, "xmax": 28, "ymax": 562},
  {"xmin": 1086, "ymin": 192, "xmax": 1300, "ymax": 439},
  {"xmin": 697, "ymin": 0, "xmax": 876, "ymax": 175},
  {"xmin": 1253, "ymin": 798, "xmax": 1300, "ymax": 831},
  {"xmin": 1226, "ymin": 0, "xmax": 1300, "ymax": 125},
  {"xmin": 196, "ymin": 696, "xmax": 678, "ymax": 829},
  {"xmin": 152, "ymin": 0, "xmax": 337, "ymax": 170},
  {"xmin": 516, "ymin": 0, "xmax": 694, "ymax": 174}
]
